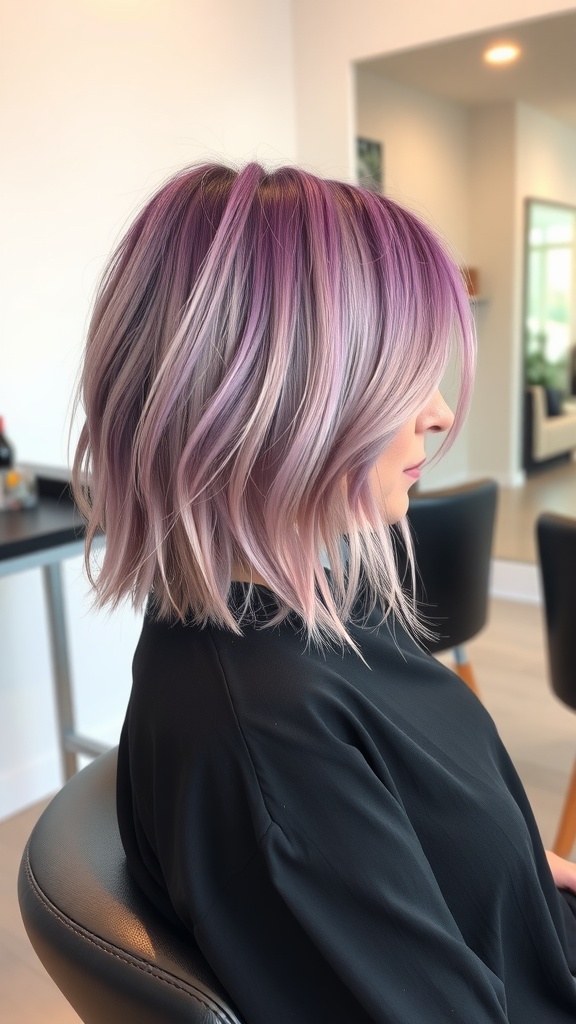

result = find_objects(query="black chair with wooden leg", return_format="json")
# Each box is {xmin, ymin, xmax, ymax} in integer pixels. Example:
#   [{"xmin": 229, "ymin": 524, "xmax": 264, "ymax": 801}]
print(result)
[
  {"xmin": 18, "ymin": 747, "xmax": 245, "ymax": 1024},
  {"xmin": 406, "ymin": 478, "xmax": 498, "ymax": 700},
  {"xmin": 537, "ymin": 512, "xmax": 576, "ymax": 858}
]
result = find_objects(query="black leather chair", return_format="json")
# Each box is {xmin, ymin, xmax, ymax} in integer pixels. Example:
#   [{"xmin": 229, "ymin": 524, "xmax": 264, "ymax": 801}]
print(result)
[
  {"xmin": 18, "ymin": 747, "xmax": 245, "ymax": 1024},
  {"xmin": 406, "ymin": 478, "xmax": 498, "ymax": 698},
  {"xmin": 537, "ymin": 512, "xmax": 576, "ymax": 858}
]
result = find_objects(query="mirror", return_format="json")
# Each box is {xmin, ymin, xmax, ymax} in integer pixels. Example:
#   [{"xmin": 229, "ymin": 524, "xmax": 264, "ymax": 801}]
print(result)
[
  {"xmin": 354, "ymin": 10, "xmax": 576, "ymax": 565},
  {"xmin": 523, "ymin": 198, "xmax": 576, "ymax": 395}
]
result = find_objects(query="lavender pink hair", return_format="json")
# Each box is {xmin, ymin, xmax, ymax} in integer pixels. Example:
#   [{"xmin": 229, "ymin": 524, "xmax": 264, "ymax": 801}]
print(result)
[{"xmin": 72, "ymin": 162, "xmax": 475, "ymax": 647}]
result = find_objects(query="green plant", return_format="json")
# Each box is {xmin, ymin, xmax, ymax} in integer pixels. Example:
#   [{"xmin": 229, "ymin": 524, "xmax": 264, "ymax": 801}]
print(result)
[{"xmin": 525, "ymin": 331, "xmax": 567, "ymax": 389}]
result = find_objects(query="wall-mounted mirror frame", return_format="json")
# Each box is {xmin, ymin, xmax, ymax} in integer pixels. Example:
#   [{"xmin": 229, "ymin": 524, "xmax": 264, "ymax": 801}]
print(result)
[{"xmin": 522, "ymin": 198, "xmax": 576, "ymax": 473}]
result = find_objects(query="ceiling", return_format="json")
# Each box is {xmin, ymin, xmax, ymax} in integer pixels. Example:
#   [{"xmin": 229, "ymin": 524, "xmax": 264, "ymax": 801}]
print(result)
[{"xmin": 360, "ymin": 9, "xmax": 576, "ymax": 129}]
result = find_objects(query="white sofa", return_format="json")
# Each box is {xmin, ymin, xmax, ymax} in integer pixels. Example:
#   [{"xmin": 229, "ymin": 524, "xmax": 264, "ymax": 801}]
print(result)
[{"xmin": 529, "ymin": 385, "xmax": 576, "ymax": 463}]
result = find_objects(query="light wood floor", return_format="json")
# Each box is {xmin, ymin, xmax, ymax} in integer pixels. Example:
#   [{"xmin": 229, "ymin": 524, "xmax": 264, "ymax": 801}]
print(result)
[
  {"xmin": 2, "ymin": 596, "xmax": 576, "ymax": 1022},
  {"xmin": 493, "ymin": 458, "xmax": 576, "ymax": 563}
]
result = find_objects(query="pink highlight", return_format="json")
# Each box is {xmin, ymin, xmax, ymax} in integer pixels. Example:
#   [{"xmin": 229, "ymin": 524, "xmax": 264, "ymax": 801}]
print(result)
[{"xmin": 72, "ymin": 162, "xmax": 475, "ymax": 648}]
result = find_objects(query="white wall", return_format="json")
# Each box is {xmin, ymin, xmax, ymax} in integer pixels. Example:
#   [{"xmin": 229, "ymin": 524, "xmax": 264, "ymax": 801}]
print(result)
[
  {"xmin": 0, "ymin": 0, "xmax": 296, "ymax": 820},
  {"xmin": 1, "ymin": 0, "xmax": 296, "ymax": 466},
  {"xmin": 467, "ymin": 104, "xmax": 519, "ymax": 482},
  {"xmin": 516, "ymin": 102, "xmax": 576, "ymax": 205},
  {"xmin": 292, "ymin": 0, "xmax": 576, "ymax": 178},
  {"xmin": 355, "ymin": 70, "xmax": 471, "ymax": 256}
]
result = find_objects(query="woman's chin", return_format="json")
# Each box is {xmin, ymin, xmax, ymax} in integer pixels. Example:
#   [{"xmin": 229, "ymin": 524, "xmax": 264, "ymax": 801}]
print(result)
[{"xmin": 383, "ymin": 492, "xmax": 410, "ymax": 525}]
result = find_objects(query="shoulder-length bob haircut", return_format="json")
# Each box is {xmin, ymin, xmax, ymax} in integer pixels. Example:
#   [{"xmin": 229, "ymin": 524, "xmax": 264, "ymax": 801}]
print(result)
[{"xmin": 72, "ymin": 162, "xmax": 475, "ymax": 648}]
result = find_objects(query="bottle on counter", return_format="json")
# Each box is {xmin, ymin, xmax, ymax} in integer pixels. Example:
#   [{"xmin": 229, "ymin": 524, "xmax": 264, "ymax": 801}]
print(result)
[
  {"xmin": 0, "ymin": 416, "xmax": 14, "ymax": 469},
  {"xmin": 0, "ymin": 417, "xmax": 37, "ymax": 511}
]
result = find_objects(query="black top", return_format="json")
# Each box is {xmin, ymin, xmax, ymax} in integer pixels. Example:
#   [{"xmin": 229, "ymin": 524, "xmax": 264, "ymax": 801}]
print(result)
[{"xmin": 117, "ymin": 587, "xmax": 576, "ymax": 1023}]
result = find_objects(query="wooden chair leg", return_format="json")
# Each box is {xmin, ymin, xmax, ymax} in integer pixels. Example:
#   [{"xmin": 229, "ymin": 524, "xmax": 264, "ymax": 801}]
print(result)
[
  {"xmin": 452, "ymin": 646, "xmax": 482, "ymax": 700},
  {"xmin": 553, "ymin": 756, "xmax": 576, "ymax": 858}
]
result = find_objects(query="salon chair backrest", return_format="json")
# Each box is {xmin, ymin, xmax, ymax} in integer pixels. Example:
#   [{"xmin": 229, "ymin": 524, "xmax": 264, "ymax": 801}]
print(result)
[
  {"xmin": 537, "ymin": 512, "xmax": 576, "ymax": 712},
  {"xmin": 407, "ymin": 478, "xmax": 498, "ymax": 653}
]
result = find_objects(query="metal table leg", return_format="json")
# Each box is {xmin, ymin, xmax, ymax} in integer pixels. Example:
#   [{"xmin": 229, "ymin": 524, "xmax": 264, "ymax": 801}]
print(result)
[{"xmin": 42, "ymin": 562, "xmax": 109, "ymax": 780}]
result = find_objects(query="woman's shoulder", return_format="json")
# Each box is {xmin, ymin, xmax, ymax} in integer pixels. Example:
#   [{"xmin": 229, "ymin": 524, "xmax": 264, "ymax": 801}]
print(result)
[
  {"xmin": 133, "ymin": 589, "xmax": 444, "ymax": 707},
  {"xmin": 132, "ymin": 595, "xmax": 375, "ymax": 731},
  {"xmin": 131, "ymin": 589, "xmax": 484, "ymax": 757}
]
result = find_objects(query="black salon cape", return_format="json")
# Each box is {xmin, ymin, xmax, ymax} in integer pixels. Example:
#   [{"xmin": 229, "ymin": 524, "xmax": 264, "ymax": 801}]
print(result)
[{"xmin": 117, "ymin": 588, "xmax": 576, "ymax": 1023}]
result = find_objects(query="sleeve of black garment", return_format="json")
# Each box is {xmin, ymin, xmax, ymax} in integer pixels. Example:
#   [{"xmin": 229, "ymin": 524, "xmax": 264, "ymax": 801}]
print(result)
[{"xmin": 558, "ymin": 889, "xmax": 576, "ymax": 974}]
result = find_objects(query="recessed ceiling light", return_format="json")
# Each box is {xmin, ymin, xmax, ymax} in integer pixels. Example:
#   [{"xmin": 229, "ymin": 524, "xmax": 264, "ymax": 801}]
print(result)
[{"xmin": 484, "ymin": 43, "xmax": 521, "ymax": 65}]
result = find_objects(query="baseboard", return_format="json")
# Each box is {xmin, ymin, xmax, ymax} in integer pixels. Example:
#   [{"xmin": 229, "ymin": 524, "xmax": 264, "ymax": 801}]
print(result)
[{"xmin": 490, "ymin": 558, "xmax": 541, "ymax": 604}]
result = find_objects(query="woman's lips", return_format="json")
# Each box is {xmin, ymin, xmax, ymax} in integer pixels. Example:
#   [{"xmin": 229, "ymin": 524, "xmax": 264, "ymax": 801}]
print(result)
[{"xmin": 404, "ymin": 458, "xmax": 426, "ymax": 479}]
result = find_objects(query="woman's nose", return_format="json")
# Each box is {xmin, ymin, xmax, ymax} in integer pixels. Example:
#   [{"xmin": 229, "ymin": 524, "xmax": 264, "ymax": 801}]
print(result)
[{"xmin": 417, "ymin": 389, "xmax": 455, "ymax": 434}]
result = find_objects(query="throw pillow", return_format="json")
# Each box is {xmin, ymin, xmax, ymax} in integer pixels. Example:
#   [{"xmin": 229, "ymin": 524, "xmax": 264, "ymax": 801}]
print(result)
[{"xmin": 545, "ymin": 387, "xmax": 564, "ymax": 417}]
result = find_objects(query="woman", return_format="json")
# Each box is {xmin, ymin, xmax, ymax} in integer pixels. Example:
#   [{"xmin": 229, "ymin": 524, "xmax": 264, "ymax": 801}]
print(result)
[{"xmin": 73, "ymin": 163, "xmax": 576, "ymax": 1022}]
